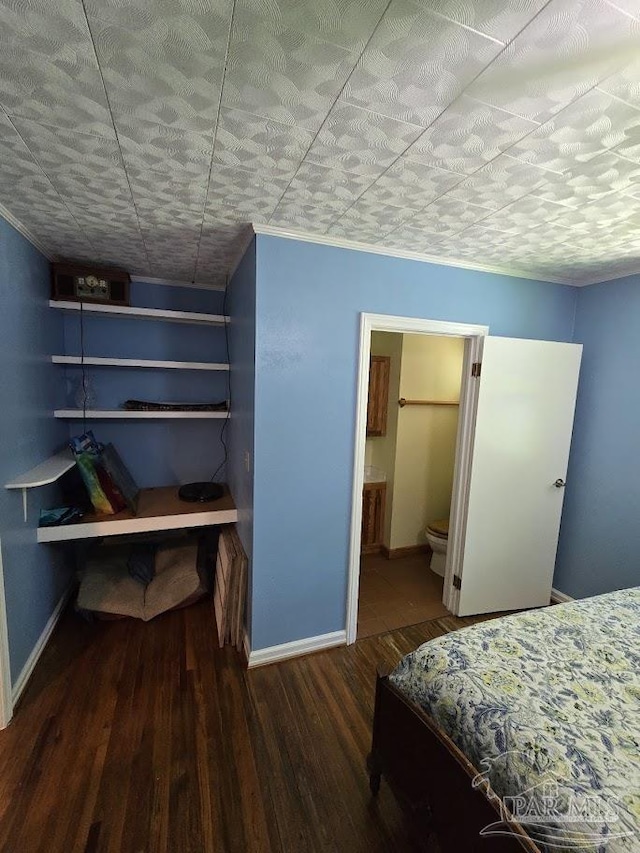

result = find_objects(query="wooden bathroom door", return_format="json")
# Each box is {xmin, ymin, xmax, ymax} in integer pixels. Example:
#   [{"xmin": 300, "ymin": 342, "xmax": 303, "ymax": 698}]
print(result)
[{"xmin": 453, "ymin": 337, "xmax": 582, "ymax": 617}]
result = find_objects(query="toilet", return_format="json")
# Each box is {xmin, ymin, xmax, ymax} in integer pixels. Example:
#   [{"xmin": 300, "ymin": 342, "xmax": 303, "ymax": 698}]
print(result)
[{"xmin": 425, "ymin": 519, "xmax": 449, "ymax": 577}]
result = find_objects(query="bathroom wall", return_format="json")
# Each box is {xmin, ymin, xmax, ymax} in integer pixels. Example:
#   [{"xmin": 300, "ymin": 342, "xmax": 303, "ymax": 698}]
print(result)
[
  {"xmin": 364, "ymin": 331, "xmax": 402, "ymax": 547},
  {"xmin": 389, "ymin": 334, "xmax": 465, "ymax": 550}
]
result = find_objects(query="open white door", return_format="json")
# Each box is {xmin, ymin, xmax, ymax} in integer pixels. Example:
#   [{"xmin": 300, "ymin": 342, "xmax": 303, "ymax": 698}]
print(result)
[{"xmin": 454, "ymin": 337, "xmax": 582, "ymax": 617}]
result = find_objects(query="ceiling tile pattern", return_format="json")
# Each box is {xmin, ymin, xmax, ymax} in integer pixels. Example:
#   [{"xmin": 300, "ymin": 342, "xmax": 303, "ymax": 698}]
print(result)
[
  {"xmin": 223, "ymin": 9, "xmax": 358, "ymax": 131},
  {"xmin": 130, "ymin": 170, "xmax": 208, "ymax": 213},
  {"xmin": 507, "ymin": 87, "xmax": 640, "ymax": 170},
  {"xmin": 444, "ymin": 155, "xmax": 549, "ymax": 209},
  {"xmin": 398, "ymin": 195, "xmax": 491, "ymax": 236},
  {"xmin": 212, "ymin": 107, "xmax": 314, "ymax": 176},
  {"xmin": 0, "ymin": 43, "xmax": 113, "ymax": 138},
  {"xmin": 357, "ymin": 158, "xmax": 464, "ymax": 209},
  {"xmin": 405, "ymin": 95, "xmax": 541, "ymax": 175},
  {"xmin": 1, "ymin": 0, "xmax": 640, "ymax": 285},
  {"xmin": 416, "ymin": 0, "xmax": 552, "ymax": 43},
  {"xmin": 206, "ymin": 165, "xmax": 289, "ymax": 216},
  {"xmin": 87, "ymin": 6, "xmax": 230, "ymax": 134},
  {"xmin": 239, "ymin": 0, "xmax": 391, "ymax": 52},
  {"xmin": 341, "ymin": 1, "xmax": 504, "ymax": 128},
  {"xmin": 465, "ymin": 0, "xmax": 640, "ymax": 123},
  {"xmin": 116, "ymin": 120, "xmax": 214, "ymax": 177},
  {"xmin": 304, "ymin": 102, "xmax": 424, "ymax": 175}
]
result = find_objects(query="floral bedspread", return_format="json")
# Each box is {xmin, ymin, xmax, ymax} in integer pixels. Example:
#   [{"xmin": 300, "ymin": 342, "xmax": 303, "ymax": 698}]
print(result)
[{"xmin": 390, "ymin": 588, "xmax": 640, "ymax": 853}]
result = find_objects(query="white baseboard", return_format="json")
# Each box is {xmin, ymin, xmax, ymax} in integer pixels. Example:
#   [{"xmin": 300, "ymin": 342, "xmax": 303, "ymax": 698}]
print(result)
[
  {"xmin": 550, "ymin": 587, "xmax": 574, "ymax": 605},
  {"xmin": 242, "ymin": 628, "xmax": 251, "ymax": 665},
  {"xmin": 12, "ymin": 583, "xmax": 74, "ymax": 705},
  {"xmin": 247, "ymin": 630, "xmax": 346, "ymax": 669}
]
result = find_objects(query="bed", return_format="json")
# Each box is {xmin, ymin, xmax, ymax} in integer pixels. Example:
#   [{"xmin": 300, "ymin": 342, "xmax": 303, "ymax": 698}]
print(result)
[{"xmin": 368, "ymin": 587, "xmax": 640, "ymax": 852}]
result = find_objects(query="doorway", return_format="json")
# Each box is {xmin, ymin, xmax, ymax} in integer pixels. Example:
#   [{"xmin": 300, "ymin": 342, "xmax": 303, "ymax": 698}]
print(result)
[
  {"xmin": 346, "ymin": 314, "xmax": 488, "ymax": 644},
  {"xmin": 347, "ymin": 316, "xmax": 583, "ymax": 645},
  {"xmin": 358, "ymin": 331, "xmax": 465, "ymax": 638}
]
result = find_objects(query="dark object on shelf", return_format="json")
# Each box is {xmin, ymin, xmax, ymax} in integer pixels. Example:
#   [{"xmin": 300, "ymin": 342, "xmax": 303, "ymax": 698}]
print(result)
[
  {"xmin": 178, "ymin": 482, "xmax": 224, "ymax": 503},
  {"xmin": 51, "ymin": 263, "xmax": 130, "ymax": 305},
  {"xmin": 100, "ymin": 443, "xmax": 140, "ymax": 515},
  {"xmin": 39, "ymin": 506, "xmax": 84, "ymax": 527},
  {"xmin": 58, "ymin": 465, "xmax": 93, "ymax": 515},
  {"xmin": 70, "ymin": 431, "xmax": 118, "ymax": 516},
  {"xmin": 122, "ymin": 399, "xmax": 228, "ymax": 412},
  {"xmin": 68, "ymin": 432, "xmax": 138, "ymax": 517},
  {"xmin": 95, "ymin": 461, "xmax": 127, "ymax": 513}
]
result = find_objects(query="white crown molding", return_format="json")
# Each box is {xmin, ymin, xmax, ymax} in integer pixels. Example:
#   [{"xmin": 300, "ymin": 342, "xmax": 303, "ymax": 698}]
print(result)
[
  {"xmin": 0, "ymin": 202, "xmax": 53, "ymax": 261},
  {"xmin": 130, "ymin": 275, "xmax": 226, "ymax": 291},
  {"xmin": 247, "ymin": 630, "xmax": 346, "ymax": 668},
  {"xmin": 252, "ymin": 222, "xmax": 599, "ymax": 287},
  {"xmin": 2, "ymin": 202, "xmax": 633, "ymax": 291}
]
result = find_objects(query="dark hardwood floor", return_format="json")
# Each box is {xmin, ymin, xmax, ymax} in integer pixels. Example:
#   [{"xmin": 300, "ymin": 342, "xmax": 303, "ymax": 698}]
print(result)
[{"xmin": 0, "ymin": 597, "xmax": 488, "ymax": 853}]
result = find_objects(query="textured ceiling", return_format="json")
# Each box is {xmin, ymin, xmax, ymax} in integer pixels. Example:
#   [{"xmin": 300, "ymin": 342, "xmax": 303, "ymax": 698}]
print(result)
[{"xmin": 2, "ymin": 0, "xmax": 640, "ymax": 286}]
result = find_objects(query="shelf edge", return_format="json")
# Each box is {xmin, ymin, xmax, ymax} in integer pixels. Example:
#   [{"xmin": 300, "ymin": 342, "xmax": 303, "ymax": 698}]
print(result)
[
  {"xmin": 54, "ymin": 410, "xmax": 230, "ymax": 419},
  {"xmin": 49, "ymin": 300, "xmax": 229, "ymax": 326},
  {"xmin": 37, "ymin": 506, "xmax": 239, "ymax": 542},
  {"xmin": 52, "ymin": 356, "xmax": 230, "ymax": 371}
]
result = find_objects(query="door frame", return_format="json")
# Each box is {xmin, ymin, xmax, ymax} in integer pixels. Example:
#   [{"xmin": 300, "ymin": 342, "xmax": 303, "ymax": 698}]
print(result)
[{"xmin": 346, "ymin": 313, "xmax": 488, "ymax": 644}]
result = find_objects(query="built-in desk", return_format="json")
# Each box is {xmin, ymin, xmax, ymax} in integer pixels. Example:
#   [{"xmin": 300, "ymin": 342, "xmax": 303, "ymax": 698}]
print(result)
[{"xmin": 37, "ymin": 485, "xmax": 237, "ymax": 543}]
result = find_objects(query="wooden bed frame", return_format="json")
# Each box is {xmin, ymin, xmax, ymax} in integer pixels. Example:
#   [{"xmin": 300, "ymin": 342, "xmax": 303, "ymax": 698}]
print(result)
[{"xmin": 368, "ymin": 670, "xmax": 543, "ymax": 853}]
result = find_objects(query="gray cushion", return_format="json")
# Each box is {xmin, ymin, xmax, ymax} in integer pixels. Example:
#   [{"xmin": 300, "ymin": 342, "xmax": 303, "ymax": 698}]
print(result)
[{"xmin": 78, "ymin": 541, "xmax": 204, "ymax": 621}]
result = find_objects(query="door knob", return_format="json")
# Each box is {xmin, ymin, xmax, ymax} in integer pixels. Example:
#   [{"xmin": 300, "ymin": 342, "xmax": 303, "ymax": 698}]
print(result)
[{"xmin": 554, "ymin": 478, "xmax": 566, "ymax": 488}]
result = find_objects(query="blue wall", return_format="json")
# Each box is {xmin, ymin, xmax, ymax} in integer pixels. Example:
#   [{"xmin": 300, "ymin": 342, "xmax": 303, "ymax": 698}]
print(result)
[
  {"xmin": 555, "ymin": 275, "xmax": 640, "ymax": 597},
  {"xmin": 62, "ymin": 281, "xmax": 228, "ymax": 487},
  {"xmin": 227, "ymin": 239, "xmax": 256, "ymax": 642},
  {"xmin": 250, "ymin": 235, "xmax": 578, "ymax": 650},
  {"xmin": 0, "ymin": 218, "xmax": 73, "ymax": 684}
]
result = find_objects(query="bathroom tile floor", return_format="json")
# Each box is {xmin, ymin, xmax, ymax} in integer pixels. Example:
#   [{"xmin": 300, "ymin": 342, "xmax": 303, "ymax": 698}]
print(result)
[{"xmin": 357, "ymin": 551, "xmax": 450, "ymax": 639}]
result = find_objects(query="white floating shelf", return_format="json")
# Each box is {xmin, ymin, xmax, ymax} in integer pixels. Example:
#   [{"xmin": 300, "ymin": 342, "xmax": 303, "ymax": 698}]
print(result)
[
  {"xmin": 54, "ymin": 409, "xmax": 229, "ymax": 419},
  {"xmin": 37, "ymin": 486, "xmax": 238, "ymax": 543},
  {"xmin": 5, "ymin": 449, "xmax": 75, "ymax": 489},
  {"xmin": 52, "ymin": 356, "xmax": 229, "ymax": 371},
  {"xmin": 49, "ymin": 300, "xmax": 228, "ymax": 326},
  {"xmin": 5, "ymin": 449, "xmax": 76, "ymax": 521},
  {"xmin": 130, "ymin": 275, "xmax": 226, "ymax": 293}
]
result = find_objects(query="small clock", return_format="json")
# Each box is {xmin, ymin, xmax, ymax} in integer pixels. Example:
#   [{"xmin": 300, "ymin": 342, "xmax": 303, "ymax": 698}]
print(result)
[
  {"xmin": 51, "ymin": 263, "xmax": 130, "ymax": 306},
  {"xmin": 76, "ymin": 274, "xmax": 111, "ymax": 301}
]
